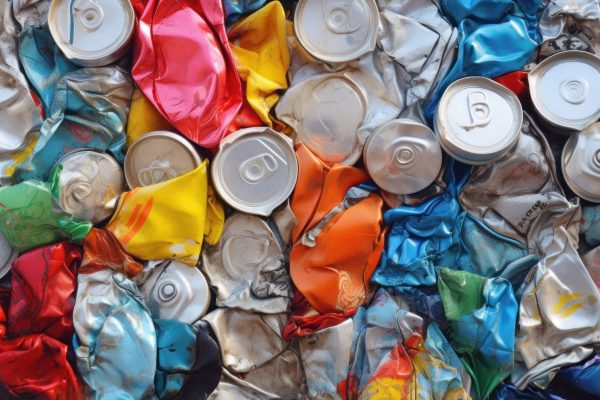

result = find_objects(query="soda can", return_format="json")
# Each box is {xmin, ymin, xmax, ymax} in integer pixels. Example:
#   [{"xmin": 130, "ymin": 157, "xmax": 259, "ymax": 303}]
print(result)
[
  {"xmin": 293, "ymin": 0, "xmax": 379, "ymax": 63},
  {"xmin": 53, "ymin": 150, "xmax": 125, "ymax": 224},
  {"xmin": 124, "ymin": 131, "xmax": 203, "ymax": 189},
  {"xmin": 529, "ymin": 50, "xmax": 600, "ymax": 131},
  {"xmin": 435, "ymin": 76, "xmax": 523, "ymax": 165},
  {"xmin": 275, "ymin": 72, "xmax": 368, "ymax": 165},
  {"xmin": 48, "ymin": 0, "xmax": 135, "ymax": 67},
  {"xmin": 363, "ymin": 118, "xmax": 443, "ymax": 195},
  {"xmin": 0, "ymin": 231, "xmax": 17, "ymax": 280},
  {"xmin": 138, "ymin": 259, "xmax": 211, "ymax": 324},
  {"xmin": 212, "ymin": 127, "xmax": 298, "ymax": 217},
  {"xmin": 562, "ymin": 122, "xmax": 600, "ymax": 203},
  {"xmin": 201, "ymin": 213, "xmax": 291, "ymax": 314}
]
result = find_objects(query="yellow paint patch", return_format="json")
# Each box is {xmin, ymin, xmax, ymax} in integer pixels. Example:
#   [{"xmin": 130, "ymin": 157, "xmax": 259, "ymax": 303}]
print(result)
[{"xmin": 553, "ymin": 292, "xmax": 585, "ymax": 318}]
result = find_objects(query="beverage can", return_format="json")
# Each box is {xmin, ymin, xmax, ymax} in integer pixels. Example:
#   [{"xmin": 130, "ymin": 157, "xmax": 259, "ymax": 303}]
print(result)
[{"xmin": 562, "ymin": 122, "xmax": 600, "ymax": 203}]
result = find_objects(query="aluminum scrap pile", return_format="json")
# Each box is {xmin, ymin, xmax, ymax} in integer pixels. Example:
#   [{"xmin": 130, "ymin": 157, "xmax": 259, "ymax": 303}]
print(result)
[{"xmin": 1, "ymin": 0, "xmax": 600, "ymax": 398}]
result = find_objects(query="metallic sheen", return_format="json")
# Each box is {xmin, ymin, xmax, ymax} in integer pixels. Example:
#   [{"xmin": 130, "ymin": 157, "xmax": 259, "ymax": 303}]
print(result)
[{"xmin": 562, "ymin": 122, "xmax": 600, "ymax": 202}]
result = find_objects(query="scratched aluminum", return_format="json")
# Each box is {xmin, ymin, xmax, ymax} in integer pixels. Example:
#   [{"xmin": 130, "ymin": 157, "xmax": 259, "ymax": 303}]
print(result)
[
  {"xmin": 48, "ymin": 0, "xmax": 134, "ymax": 66},
  {"xmin": 124, "ymin": 131, "xmax": 203, "ymax": 189},
  {"xmin": 0, "ymin": 230, "xmax": 17, "ymax": 279},
  {"xmin": 201, "ymin": 213, "xmax": 292, "ymax": 314},
  {"xmin": 459, "ymin": 112, "xmax": 581, "ymax": 256},
  {"xmin": 53, "ymin": 150, "xmax": 125, "ymax": 224},
  {"xmin": 435, "ymin": 76, "xmax": 523, "ymax": 165},
  {"xmin": 514, "ymin": 228, "xmax": 600, "ymax": 389},
  {"xmin": 137, "ymin": 259, "xmax": 211, "ymax": 324},
  {"xmin": 202, "ymin": 308, "xmax": 288, "ymax": 373},
  {"xmin": 562, "ymin": 122, "xmax": 600, "ymax": 202},
  {"xmin": 211, "ymin": 127, "xmax": 297, "ymax": 217}
]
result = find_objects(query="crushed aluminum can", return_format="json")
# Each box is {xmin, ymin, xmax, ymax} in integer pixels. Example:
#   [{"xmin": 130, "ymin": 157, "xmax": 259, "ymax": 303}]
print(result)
[
  {"xmin": 0, "ymin": 231, "xmax": 17, "ymax": 280},
  {"xmin": 48, "ymin": 0, "xmax": 135, "ymax": 67},
  {"xmin": 529, "ymin": 50, "xmax": 600, "ymax": 131},
  {"xmin": 202, "ymin": 308, "xmax": 288, "ymax": 373},
  {"xmin": 293, "ymin": 0, "xmax": 379, "ymax": 63},
  {"xmin": 124, "ymin": 130, "xmax": 203, "ymax": 189},
  {"xmin": 138, "ymin": 259, "xmax": 211, "ymax": 324},
  {"xmin": 0, "ymin": 65, "xmax": 40, "ymax": 154},
  {"xmin": 363, "ymin": 118, "xmax": 442, "ymax": 195},
  {"xmin": 52, "ymin": 150, "xmax": 125, "ymax": 224},
  {"xmin": 202, "ymin": 213, "xmax": 292, "ymax": 314},
  {"xmin": 212, "ymin": 127, "xmax": 298, "ymax": 217},
  {"xmin": 276, "ymin": 72, "xmax": 368, "ymax": 165},
  {"xmin": 562, "ymin": 122, "xmax": 600, "ymax": 203},
  {"xmin": 435, "ymin": 76, "xmax": 523, "ymax": 165}
]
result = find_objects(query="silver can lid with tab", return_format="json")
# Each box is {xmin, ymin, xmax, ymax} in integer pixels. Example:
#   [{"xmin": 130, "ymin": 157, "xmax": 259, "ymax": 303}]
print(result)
[
  {"xmin": 562, "ymin": 123, "xmax": 600, "ymax": 203},
  {"xmin": 48, "ymin": 0, "xmax": 135, "ymax": 67},
  {"xmin": 275, "ymin": 73, "xmax": 367, "ymax": 166},
  {"xmin": 53, "ymin": 150, "xmax": 125, "ymax": 224},
  {"xmin": 124, "ymin": 131, "xmax": 203, "ymax": 189},
  {"xmin": 294, "ymin": 0, "xmax": 379, "ymax": 63},
  {"xmin": 212, "ymin": 127, "xmax": 298, "ymax": 217},
  {"xmin": 529, "ymin": 50, "xmax": 600, "ymax": 131},
  {"xmin": 435, "ymin": 76, "xmax": 523, "ymax": 165},
  {"xmin": 138, "ymin": 259, "xmax": 211, "ymax": 324},
  {"xmin": 363, "ymin": 119, "xmax": 442, "ymax": 195}
]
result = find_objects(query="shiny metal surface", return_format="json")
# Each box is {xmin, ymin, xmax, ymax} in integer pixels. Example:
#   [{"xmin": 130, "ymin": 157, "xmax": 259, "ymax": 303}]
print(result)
[
  {"xmin": 299, "ymin": 318, "xmax": 353, "ymax": 399},
  {"xmin": 294, "ymin": 0, "xmax": 378, "ymax": 63},
  {"xmin": 363, "ymin": 118, "xmax": 442, "ymax": 195},
  {"xmin": 516, "ymin": 228, "xmax": 600, "ymax": 381},
  {"xmin": 201, "ymin": 213, "xmax": 292, "ymax": 314},
  {"xmin": 212, "ymin": 127, "xmax": 297, "ymax": 217},
  {"xmin": 0, "ymin": 230, "xmax": 17, "ymax": 279},
  {"xmin": 562, "ymin": 123, "xmax": 600, "ymax": 202},
  {"xmin": 138, "ymin": 259, "xmax": 211, "ymax": 324},
  {"xmin": 48, "ymin": 0, "xmax": 134, "ymax": 66},
  {"xmin": 435, "ymin": 76, "xmax": 523, "ymax": 164},
  {"xmin": 124, "ymin": 130, "xmax": 202, "ymax": 189},
  {"xmin": 276, "ymin": 72, "xmax": 367, "ymax": 165},
  {"xmin": 529, "ymin": 50, "xmax": 600, "ymax": 131},
  {"xmin": 459, "ymin": 112, "xmax": 581, "ymax": 256},
  {"xmin": 203, "ymin": 308, "xmax": 287, "ymax": 373},
  {"xmin": 54, "ymin": 150, "xmax": 125, "ymax": 223}
]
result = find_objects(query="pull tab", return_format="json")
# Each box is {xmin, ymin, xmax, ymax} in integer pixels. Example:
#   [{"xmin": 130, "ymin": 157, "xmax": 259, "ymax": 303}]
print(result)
[
  {"xmin": 593, "ymin": 149, "xmax": 600, "ymax": 169},
  {"xmin": 71, "ymin": 0, "xmax": 104, "ymax": 43},
  {"xmin": 385, "ymin": 145, "xmax": 415, "ymax": 177},
  {"xmin": 461, "ymin": 91, "xmax": 491, "ymax": 130},
  {"xmin": 222, "ymin": 235, "xmax": 270, "ymax": 279},
  {"xmin": 239, "ymin": 154, "xmax": 278, "ymax": 184},
  {"xmin": 138, "ymin": 160, "xmax": 177, "ymax": 186},
  {"xmin": 324, "ymin": 0, "xmax": 362, "ymax": 34}
]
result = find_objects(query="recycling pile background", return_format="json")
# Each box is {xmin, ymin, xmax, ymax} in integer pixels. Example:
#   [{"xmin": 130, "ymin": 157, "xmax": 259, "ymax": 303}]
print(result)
[{"xmin": 1, "ymin": 0, "xmax": 600, "ymax": 399}]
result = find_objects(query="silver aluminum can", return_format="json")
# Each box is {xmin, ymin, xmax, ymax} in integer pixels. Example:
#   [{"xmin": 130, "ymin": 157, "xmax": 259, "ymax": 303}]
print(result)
[
  {"xmin": 529, "ymin": 50, "xmax": 600, "ymax": 131},
  {"xmin": 201, "ymin": 213, "xmax": 291, "ymax": 314},
  {"xmin": 124, "ymin": 131, "xmax": 203, "ymax": 189},
  {"xmin": 48, "ymin": 0, "xmax": 134, "ymax": 67},
  {"xmin": 562, "ymin": 122, "xmax": 600, "ymax": 202},
  {"xmin": 54, "ymin": 150, "xmax": 125, "ymax": 224},
  {"xmin": 212, "ymin": 127, "xmax": 298, "ymax": 217},
  {"xmin": 363, "ymin": 118, "xmax": 442, "ymax": 195},
  {"xmin": 0, "ymin": 230, "xmax": 17, "ymax": 279},
  {"xmin": 435, "ymin": 76, "xmax": 523, "ymax": 165},
  {"xmin": 294, "ymin": 0, "xmax": 379, "ymax": 63},
  {"xmin": 276, "ymin": 72, "xmax": 368, "ymax": 165},
  {"xmin": 138, "ymin": 259, "xmax": 211, "ymax": 324}
]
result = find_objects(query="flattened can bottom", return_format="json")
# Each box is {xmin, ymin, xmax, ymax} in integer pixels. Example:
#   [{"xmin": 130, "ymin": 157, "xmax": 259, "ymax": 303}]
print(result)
[{"xmin": 562, "ymin": 123, "xmax": 600, "ymax": 203}]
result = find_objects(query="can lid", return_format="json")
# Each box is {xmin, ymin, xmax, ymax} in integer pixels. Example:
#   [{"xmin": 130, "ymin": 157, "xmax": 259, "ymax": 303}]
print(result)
[
  {"xmin": 0, "ymin": 231, "xmax": 17, "ymax": 280},
  {"xmin": 138, "ymin": 259, "xmax": 211, "ymax": 324},
  {"xmin": 54, "ymin": 150, "xmax": 125, "ymax": 224},
  {"xmin": 529, "ymin": 50, "xmax": 600, "ymax": 131},
  {"xmin": 48, "ymin": 0, "xmax": 134, "ymax": 66},
  {"xmin": 562, "ymin": 123, "xmax": 600, "ymax": 202},
  {"xmin": 435, "ymin": 76, "xmax": 523, "ymax": 164},
  {"xmin": 363, "ymin": 119, "xmax": 442, "ymax": 195},
  {"xmin": 124, "ymin": 131, "xmax": 203, "ymax": 189},
  {"xmin": 294, "ymin": 0, "xmax": 379, "ymax": 63},
  {"xmin": 212, "ymin": 127, "xmax": 298, "ymax": 217},
  {"xmin": 277, "ymin": 73, "xmax": 367, "ymax": 165}
]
